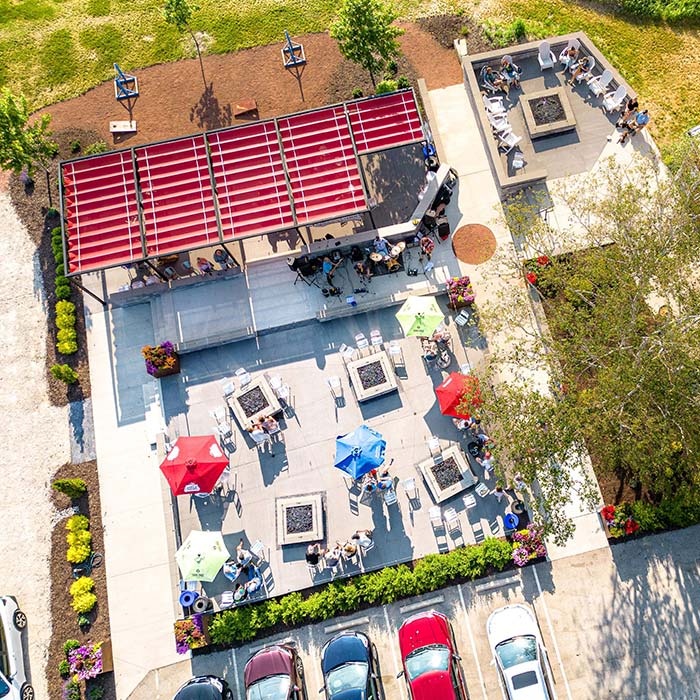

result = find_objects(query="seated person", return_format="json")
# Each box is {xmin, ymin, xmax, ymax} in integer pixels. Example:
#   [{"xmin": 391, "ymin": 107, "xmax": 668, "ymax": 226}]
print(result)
[
  {"xmin": 373, "ymin": 235, "xmax": 390, "ymax": 257},
  {"xmin": 619, "ymin": 109, "xmax": 650, "ymax": 143},
  {"xmin": 222, "ymin": 560, "xmax": 239, "ymax": 582},
  {"xmin": 376, "ymin": 469, "xmax": 393, "ymax": 491},
  {"xmin": 361, "ymin": 472, "xmax": 378, "ymax": 493},
  {"xmin": 260, "ymin": 415, "xmax": 279, "ymax": 434},
  {"xmin": 248, "ymin": 422, "xmax": 268, "ymax": 443},
  {"xmin": 236, "ymin": 538, "xmax": 253, "ymax": 566},
  {"xmin": 481, "ymin": 65, "xmax": 508, "ymax": 95},
  {"xmin": 234, "ymin": 583, "xmax": 248, "ymax": 603},
  {"xmin": 213, "ymin": 248, "xmax": 234, "ymax": 270},
  {"xmin": 245, "ymin": 566, "xmax": 263, "ymax": 594},
  {"xmin": 500, "ymin": 57, "xmax": 521, "ymax": 88},
  {"xmin": 560, "ymin": 45, "xmax": 579, "ymax": 71},
  {"xmin": 567, "ymin": 56, "xmax": 591, "ymax": 85},
  {"xmin": 354, "ymin": 260, "xmax": 372, "ymax": 282},
  {"xmin": 419, "ymin": 235, "xmax": 435, "ymax": 261},
  {"xmin": 305, "ymin": 543, "xmax": 323, "ymax": 566},
  {"xmin": 616, "ymin": 97, "xmax": 639, "ymax": 128},
  {"xmin": 196, "ymin": 256, "xmax": 213, "ymax": 274},
  {"xmin": 340, "ymin": 540, "xmax": 358, "ymax": 558},
  {"xmin": 325, "ymin": 546, "xmax": 342, "ymax": 568},
  {"xmin": 351, "ymin": 529, "xmax": 373, "ymax": 549}
]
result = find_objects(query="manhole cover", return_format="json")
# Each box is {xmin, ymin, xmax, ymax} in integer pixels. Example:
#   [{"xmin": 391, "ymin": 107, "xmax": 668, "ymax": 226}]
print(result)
[{"xmin": 452, "ymin": 224, "xmax": 497, "ymax": 265}]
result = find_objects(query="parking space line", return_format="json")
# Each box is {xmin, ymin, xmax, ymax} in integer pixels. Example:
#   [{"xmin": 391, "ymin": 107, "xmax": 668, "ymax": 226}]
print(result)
[
  {"xmin": 324, "ymin": 616, "xmax": 370, "ymax": 634},
  {"xmin": 382, "ymin": 607, "xmax": 407, "ymax": 700},
  {"xmin": 531, "ymin": 567, "xmax": 573, "ymax": 700},
  {"xmin": 231, "ymin": 647, "xmax": 241, "ymax": 700},
  {"xmin": 457, "ymin": 584, "xmax": 488, "ymax": 700},
  {"xmin": 250, "ymin": 637, "xmax": 295, "ymax": 653},
  {"xmin": 399, "ymin": 595, "xmax": 444, "ymax": 614},
  {"xmin": 309, "ymin": 627, "xmax": 324, "ymax": 697}
]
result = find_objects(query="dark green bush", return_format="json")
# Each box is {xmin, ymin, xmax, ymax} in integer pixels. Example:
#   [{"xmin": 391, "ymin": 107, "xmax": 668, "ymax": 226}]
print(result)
[
  {"xmin": 208, "ymin": 538, "xmax": 513, "ymax": 646},
  {"xmin": 56, "ymin": 285, "xmax": 72, "ymax": 301},
  {"xmin": 84, "ymin": 140, "xmax": 108, "ymax": 155},
  {"xmin": 385, "ymin": 59, "xmax": 398, "ymax": 75},
  {"xmin": 55, "ymin": 274, "xmax": 68, "ymax": 288},
  {"xmin": 351, "ymin": 88, "xmax": 363, "ymax": 99},
  {"xmin": 63, "ymin": 680, "xmax": 81, "ymax": 700},
  {"xmin": 88, "ymin": 685, "xmax": 105, "ymax": 700},
  {"xmin": 51, "ymin": 363, "xmax": 78, "ymax": 384},
  {"xmin": 397, "ymin": 76, "xmax": 410, "ymax": 89},
  {"xmin": 70, "ymin": 140, "xmax": 81, "ymax": 154},
  {"xmin": 53, "ymin": 479, "xmax": 87, "ymax": 499},
  {"xmin": 511, "ymin": 18, "xmax": 526, "ymax": 40},
  {"xmin": 63, "ymin": 639, "xmax": 81, "ymax": 655},
  {"xmin": 58, "ymin": 659, "xmax": 70, "ymax": 676}
]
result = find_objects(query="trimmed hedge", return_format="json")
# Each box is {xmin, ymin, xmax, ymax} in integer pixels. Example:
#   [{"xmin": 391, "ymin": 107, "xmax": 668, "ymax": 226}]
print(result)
[
  {"xmin": 208, "ymin": 538, "xmax": 513, "ymax": 646},
  {"xmin": 51, "ymin": 227, "xmax": 78, "ymax": 357}
]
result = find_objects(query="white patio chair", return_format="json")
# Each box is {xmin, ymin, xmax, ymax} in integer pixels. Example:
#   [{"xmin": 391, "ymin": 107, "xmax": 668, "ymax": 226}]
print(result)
[
  {"xmin": 209, "ymin": 406, "xmax": 227, "ymax": 424},
  {"xmin": 427, "ymin": 435, "xmax": 441, "ymax": 457},
  {"xmin": 459, "ymin": 362, "xmax": 470, "ymax": 375},
  {"xmin": 537, "ymin": 41, "xmax": 556, "ymax": 70},
  {"xmin": 497, "ymin": 130, "xmax": 522, "ymax": 154},
  {"xmin": 250, "ymin": 540, "xmax": 266, "ymax": 563},
  {"xmin": 443, "ymin": 507, "xmax": 460, "ymax": 532},
  {"xmin": 575, "ymin": 54, "xmax": 595, "ymax": 82},
  {"xmin": 267, "ymin": 375, "xmax": 283, "ymax": 392},
  {"xmin": 388, "ymin": 340, "xmax": 404, "ymax": 368},
  {"xmin": 475, "ymin": 481, "xmax": 490, "ymax": 497},
  {"xmin": 429, "ymin": 506, "xmax": 443, "ymax": 527},
  {"xmin": 220, "ymin": 590, "xmax": 235, "ymax": 609},
  {"xmin": 383, "ymin": 489, "xmax": 398, "ymax": 506},
  {"xmin": 487, "ymin": 112, "xmax": 511, "ymax": 133},
  {"xmin": 603, "ymin": 85, "xmax": 627, "ymax": 112},
  {"xmin": 587, "ymin": 69, "xmax": 613, "ymax": 97},
  {"xmin": 401, "ymin": 478, "xmax": 418, "ymax": 499},
  {"xmin": 235, "ymin": 367, "xmax": 251, "ymax": 387},
  {"xmin": 558, "ymin": 38, "xmax": 580, "ymax": 66},
  {"xmin": 355, "ymin": 332, "xmax": 369, "ymax": 354},
  {"xmin": 251, "ymin": 430, "xmax": 271, "ymax": 450},
  {"xmin": 214, "ymin": 423, "xmax": 232, "ymax": 440},
  {"xmin": 370, "ymin": 329, "xmax": 383, "ymax": 349},
  {"xmin": 359, "ymin": 539, "xmax": 375, "ymax": 554},
  {"xmin": 221, "ymin": 380, "xmax": 235, "ymax": 400},
  {"xmin": 327, "ymin": 375, "xmax": 342, "ymax": 399},
  {"xmin": 338, "ymin": 343, "xmax": 356, "ymax": 361},
  {"xmin": 275, "ymin": 383, "xmax": 291, "ymax": 403},
  {"xmin": 482, "ymin": 93, "xmax": 505, "ymax": 115},
  {"xmin": 463, "ymin": 493, "xmax": 477, "ymax": 510},
  {"xmin": 472, "ymin": 519, "xmax": 485, "ymax": 543},
  {"xmin": 455, "ymin": 310, "xmax": 470, "ymax": 328}
]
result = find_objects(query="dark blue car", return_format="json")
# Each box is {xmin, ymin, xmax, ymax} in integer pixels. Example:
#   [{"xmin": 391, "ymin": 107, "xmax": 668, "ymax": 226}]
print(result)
[{"xmin": 320, "ymin": 632, "xmax": 382, "ymax": 700}]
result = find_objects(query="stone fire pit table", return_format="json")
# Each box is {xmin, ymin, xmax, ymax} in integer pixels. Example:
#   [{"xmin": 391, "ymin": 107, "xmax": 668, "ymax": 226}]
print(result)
[
  {"xmin": 346, "ymin": 350, "xmax": 398, "ymax": 402},
  {"xmin": 275, "ymin": 493, "xmax": 325, "ymax": 545},
  {"xmin": 418, "ymin": 445, "xmax": 477, "ymax": 503},
  {"xmin": 229, "ymin": 375, "xmax": 282, "ymax": 430}
]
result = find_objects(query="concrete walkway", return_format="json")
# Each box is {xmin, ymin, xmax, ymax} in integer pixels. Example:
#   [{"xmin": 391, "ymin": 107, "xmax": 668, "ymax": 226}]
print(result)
[{"xmin": 427, "ymin": 83, "xmax": 608, "ymax": 558}]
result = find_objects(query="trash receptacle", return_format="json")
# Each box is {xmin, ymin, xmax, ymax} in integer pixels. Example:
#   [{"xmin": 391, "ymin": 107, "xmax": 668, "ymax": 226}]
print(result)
[
  {"xmin": 192, "ymin": 596, "xmax": 213, "ymax": 613},
  {"xmin": 179, "ymin": 590, "xmax": 199, "ymax": 608}
]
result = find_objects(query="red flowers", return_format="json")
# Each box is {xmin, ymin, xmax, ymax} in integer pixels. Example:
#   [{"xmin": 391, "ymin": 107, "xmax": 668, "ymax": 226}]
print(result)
[
  {"xmin": 625, "ymin": 518, "xmax": 639, "ymax": 535},
  {"xmin": 601, "ymin": 505, "xmax": 616, "ymax": 523},
  {"xmin": 525, "ymin": 271, "xmax": 537, "ymax": 285},
  {"xmin": 537, "ymin": 255, "xmax": 550, "ymax": 266}
]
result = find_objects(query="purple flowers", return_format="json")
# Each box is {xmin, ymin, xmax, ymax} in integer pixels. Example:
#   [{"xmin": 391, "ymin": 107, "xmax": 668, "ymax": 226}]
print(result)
[
  {"xmin": 174, "ymin": 615, "xmax": 206, "ymax": 654},
  {"xmin": 142, "ymin": 341, "xmax": 177, "ymax": 376},
  {"xmin": 511, "ymin": 523, "xmax": 546, "ymax": 567},
  {"xmin": 68, "ymin": 643, "xmax": 103, "ymax": 680}
]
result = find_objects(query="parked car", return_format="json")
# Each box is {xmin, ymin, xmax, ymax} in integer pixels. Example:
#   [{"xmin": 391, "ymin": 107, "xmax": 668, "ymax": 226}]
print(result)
[
  {"xmin": 0, "ymin": 596, "xmax": 33, "ymax": 700},
  {"xmin": 397, "ymin": 611, "xmax": 468, "ymax": 700},
  {"xmin": 245, "ymin": 644, "xmax": 306, "ymax": 700},
  {"xmin": 174, "ymin": 675, "xmax": 233, "ymax": 700},
  {"xmin": 320, "ymin": 631, "xmax": 382, "ymax": 700},
  {"xmin": 486, "ymin": 604, "xmax": 556, "ymax": 700}
]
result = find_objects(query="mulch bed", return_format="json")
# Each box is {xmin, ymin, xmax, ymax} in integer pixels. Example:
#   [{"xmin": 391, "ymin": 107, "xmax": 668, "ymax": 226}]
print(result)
[
  {"xmin": 49, "ymin": 461, "xmax": 115, "ymax": 700},
  {"xmin": 452, "ymin": 223, "xmax": 498, "ymax": 264},
  {"xmin": 8, "ymin": 127, "xmax": 96, "ymax": 408}
]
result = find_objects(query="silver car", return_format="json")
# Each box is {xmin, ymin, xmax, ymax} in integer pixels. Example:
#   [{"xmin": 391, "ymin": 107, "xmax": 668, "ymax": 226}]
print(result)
[
  {"xmin": 486, "ymin": 603, "xmax": 555, "ymax": 700},
  {"xmin": 0, "ymin": 597, "xmax": 33, "ymax": 700}
]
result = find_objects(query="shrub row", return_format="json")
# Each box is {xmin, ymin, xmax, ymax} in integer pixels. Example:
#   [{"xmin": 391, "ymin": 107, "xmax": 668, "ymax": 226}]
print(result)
[
  {"xmin": 50, "ymin": 227, "xmax": 79, "ymax": 364},
  {"xmin": 208, "ymin": 538, "xmax": 513, "ymax": 646}
]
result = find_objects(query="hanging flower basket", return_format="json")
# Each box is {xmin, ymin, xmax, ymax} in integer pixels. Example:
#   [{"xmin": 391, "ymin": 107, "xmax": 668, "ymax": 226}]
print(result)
[
  {"xmin": 142, "ymin": 341, "xmax": 180, "ymax": 378},
  {"xmin": 446, "ymin": 276, "xmax": 476, "ymax": 310}
]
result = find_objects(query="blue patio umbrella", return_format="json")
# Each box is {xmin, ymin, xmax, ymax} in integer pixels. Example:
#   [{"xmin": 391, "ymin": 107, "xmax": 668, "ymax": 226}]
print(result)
[{"xmin": 334, "ymin": 425, "xmax": 386, "ymax": 479}]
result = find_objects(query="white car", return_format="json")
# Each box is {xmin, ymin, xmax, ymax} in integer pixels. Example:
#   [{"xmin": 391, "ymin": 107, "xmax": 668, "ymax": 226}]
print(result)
[
  {"xmin": 486, "ymin": 604, "xmax": 555, "ymax": 700},
  {"xmin": 0, "ymin": 597, "xmax": 33, "ymax": 700}
]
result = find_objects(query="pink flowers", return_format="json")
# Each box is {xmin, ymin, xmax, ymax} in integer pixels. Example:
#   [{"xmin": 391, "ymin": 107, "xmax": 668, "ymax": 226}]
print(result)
[
  {"xmin": 68, "ymin": 643, "xmax": 103, "ymax": 680},
  {"xmin": 446, "ymin": 276, "xmax": 476, "ymax": 306},
  {"xmin": 511, "ymin": 523, "xmax": 546, "ymax": 567}
]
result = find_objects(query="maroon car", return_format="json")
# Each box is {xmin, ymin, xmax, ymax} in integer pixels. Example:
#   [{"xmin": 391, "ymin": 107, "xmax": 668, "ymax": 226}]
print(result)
[
  {"xmin": 398, "ymin": 611, "xmax": 468, "ymax": 700},
  {"xmin": 244, "ymin": 645, "xmax": 307, "ymax": 700}
]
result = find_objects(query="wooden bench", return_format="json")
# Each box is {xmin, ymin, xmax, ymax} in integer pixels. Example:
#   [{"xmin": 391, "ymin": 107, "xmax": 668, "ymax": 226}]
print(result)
[{"xmin": 109, "ymin": 120, "xmax": 137, "ymax": 134}]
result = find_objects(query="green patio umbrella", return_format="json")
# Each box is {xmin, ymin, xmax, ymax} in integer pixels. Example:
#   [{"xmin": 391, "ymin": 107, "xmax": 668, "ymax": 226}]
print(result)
[
  {"xmin": 395, "ymin": 296, "xmax": 445, "ymax": 337},
  {"xmin": 175, "ymin": 530, "xmax": 230, "ymax": 582}
]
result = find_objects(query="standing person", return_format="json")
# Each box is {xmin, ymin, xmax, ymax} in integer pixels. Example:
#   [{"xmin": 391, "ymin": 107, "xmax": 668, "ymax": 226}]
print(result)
[
  {"xmin": 616, "ymin": 96, "xmax": 639, "ymax": 128},
  {"xmin": 305, "ymin": 543, "xmax": 322, "ymax": 566},
  {"xmin": 260, "ymin": 415, "xmax": 279, "ymax": 434},
  {"xmin": 340, "ymin": 540, "xmax": 358, "ymax": 558},
  {"xmin": 325, "ymin": 546, "xmax": 342, "ymax": 568},
  {"xmin": 476, "ymin": 450, "xmax": 495, "ymax": 476},
  {"xmin": 419, "ymin": 235, "xmax": 435, "ymax": 261},
  {"xmin": 322, "ymin": 256, "xmax": 340, "ymax": 286},
  {"xmin": 493, "ymin": 482, "xmax": 505, "ymax": 503},
  {"xmin": 619, "ymin": 110, "xmax": 650, "ymax": 144},
  {"xmin": 513, "ymin": 472, "xmax": 527, "ymax": 493},
  {"xmin": 196, "ymin": 256, "xmax": 213, "ymax": 275}
]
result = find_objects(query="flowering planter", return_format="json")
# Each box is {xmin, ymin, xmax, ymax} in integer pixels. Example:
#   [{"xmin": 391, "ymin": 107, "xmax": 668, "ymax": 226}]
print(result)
[{"xmin": 152, "ymin": 354, "xmax": 181, "ymax": 378}]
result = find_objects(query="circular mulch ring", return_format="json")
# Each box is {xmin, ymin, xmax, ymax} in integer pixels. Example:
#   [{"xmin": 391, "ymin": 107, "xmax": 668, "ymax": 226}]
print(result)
[{"xmin": 452, "ymin": 224, "xmax": 497, "ymax": 264}]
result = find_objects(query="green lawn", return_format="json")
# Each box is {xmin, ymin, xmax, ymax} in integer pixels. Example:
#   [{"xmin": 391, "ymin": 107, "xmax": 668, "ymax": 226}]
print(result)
[{"xmin": 1, "ymin": 0, "xmax": 699, "ymax": 152}]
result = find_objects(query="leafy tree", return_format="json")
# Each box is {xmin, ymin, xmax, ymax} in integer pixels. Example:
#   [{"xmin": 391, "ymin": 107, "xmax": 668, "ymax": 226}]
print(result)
[
  {"xmin": 331, "ymin": 0, "xmax": 403, "ymax": 87},
  {"xmin": 0, "ymin": 88, "xmax": 58, "ymax": 205},
  {"xmin": 475, "ymin": 153, "xmax": 700, "ymax": 543},
  {"xmin": 164, "ymin": 0, "xmax": 206, "ymax": 87}
]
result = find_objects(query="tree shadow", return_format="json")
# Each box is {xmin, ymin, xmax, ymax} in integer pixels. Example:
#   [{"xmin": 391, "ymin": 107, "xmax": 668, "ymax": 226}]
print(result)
[{"xmin": 190, "ymin": 83, "xmax": 233, "ymax": 131}]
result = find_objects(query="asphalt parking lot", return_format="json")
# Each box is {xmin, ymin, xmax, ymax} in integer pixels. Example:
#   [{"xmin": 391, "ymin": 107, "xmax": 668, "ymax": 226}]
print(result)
[{"xmin": 143, "ymin": 525, "xmax": 700, "ymax": 700}]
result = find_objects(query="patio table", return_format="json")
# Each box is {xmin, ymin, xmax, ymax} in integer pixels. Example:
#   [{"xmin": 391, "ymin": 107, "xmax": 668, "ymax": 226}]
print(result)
[{"xmin": 228, "ymin": 375, "xmax": 283, "ymax": 430}]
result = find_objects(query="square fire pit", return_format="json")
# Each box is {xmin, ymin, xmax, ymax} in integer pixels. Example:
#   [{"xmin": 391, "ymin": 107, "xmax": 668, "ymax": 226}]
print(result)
[
  {"xmin": 521, "ymin": 87, "xmax": 576, "ymax": 139},
  {"xmin": 418, "ymin": 445, "xmax": 477, "ymax": 503},
  {"xmin": 346, "ymin": 351, "xmax": 398, "ymax": 402},
  {"xmin": 229, "ymin": 375, "xmax": 282, "ymax": 430},
  {"xmin": 275, "ymin": 493, "xmax": 325, "ymax": 545}
]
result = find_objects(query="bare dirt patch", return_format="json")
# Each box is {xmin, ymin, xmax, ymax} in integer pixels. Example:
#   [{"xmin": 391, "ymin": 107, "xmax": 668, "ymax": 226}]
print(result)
[{"xmin": 417, "ymin": 14, "xmax": 493, "ymax": 54}]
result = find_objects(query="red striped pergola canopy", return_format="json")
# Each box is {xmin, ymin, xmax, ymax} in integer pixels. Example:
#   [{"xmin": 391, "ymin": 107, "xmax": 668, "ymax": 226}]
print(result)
[{"xmin": 61, "ymin": 90, "xmax": 424, "ymax": 276}]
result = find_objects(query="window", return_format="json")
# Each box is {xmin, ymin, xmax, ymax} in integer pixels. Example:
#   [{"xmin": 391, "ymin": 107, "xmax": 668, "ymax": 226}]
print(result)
[
  {"xmin": 247, "ymin": 675, "xmax": 291, "ymax": 700},
  {"xmin": 512, "ymin": 671, "xmax": 539, "ymax": 691},
  {"xmin": 326, "ymin": 663, "xmax": 368, "ymax": 699},
  {"xmin": 0, "ymin": 675, "xmax": 9, "ymax": 699},
  {"xmin": 405, "ymin": 646, "xmax": 450, "ymax": 681},
  {"xmin": 0, "ymin": 623, "xmax": 9, "ymax": 679},
  {"xmin": 495, "ymin": 636, "xmax": 537, "ymax": 670}
]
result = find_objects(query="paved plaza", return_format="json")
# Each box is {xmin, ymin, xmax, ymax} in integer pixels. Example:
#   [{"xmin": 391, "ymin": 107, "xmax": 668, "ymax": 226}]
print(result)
[{"xmin": 161, "ymin": 300, "xmax": 511, "ymax": 605}]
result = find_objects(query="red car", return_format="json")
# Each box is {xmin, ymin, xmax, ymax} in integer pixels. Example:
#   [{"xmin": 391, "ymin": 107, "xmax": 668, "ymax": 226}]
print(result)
[{"xmin": 398, "ymin": 611, "xmax": 469, "ymax": 700}]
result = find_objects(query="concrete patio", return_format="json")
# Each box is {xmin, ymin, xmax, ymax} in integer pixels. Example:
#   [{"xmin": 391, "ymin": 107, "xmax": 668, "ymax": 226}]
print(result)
[{"xmin": 160, "ymin": 300, "xmax": 517, "ymax": 605}]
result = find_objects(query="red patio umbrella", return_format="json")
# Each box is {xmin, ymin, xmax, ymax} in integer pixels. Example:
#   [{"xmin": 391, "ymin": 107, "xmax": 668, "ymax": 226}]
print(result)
[
  {"xmin": 435, "ymin": 372, "xmax": 483, "ymax": 418},
  {"xmin": 159, "ymin": 436, "xmax": 229, "ymax": 496}
]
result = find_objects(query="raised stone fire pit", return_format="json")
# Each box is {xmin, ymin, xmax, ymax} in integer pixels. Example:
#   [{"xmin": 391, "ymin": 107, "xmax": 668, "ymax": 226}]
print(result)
[
  {"xmin": 521, "ymin": 87, "xmax": 576, "ymax": 139},
  {"xmin": 346, "ymin": 350, "xmax": 398, "ymax": 402},
  {"xmin": 418, "ymin": 445, "xmax": 477, "ymax": 503},
  {"xmin": 275, "ymin": 493, "xmax": 325, "ymax": 545},
  {"xmin": 229, "ymin": 375, "xmax": 282, "ymax": 430}
]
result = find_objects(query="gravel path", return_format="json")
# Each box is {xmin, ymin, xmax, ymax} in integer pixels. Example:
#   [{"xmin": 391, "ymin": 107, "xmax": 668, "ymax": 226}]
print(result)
[{"xmin": 0, "ymin": 174, "xmax": 70, "ymax": 698}]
